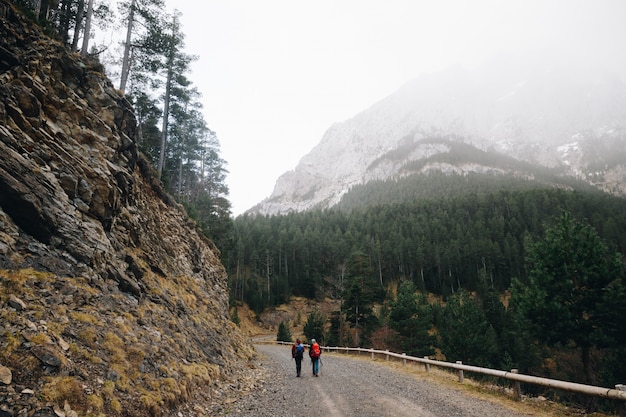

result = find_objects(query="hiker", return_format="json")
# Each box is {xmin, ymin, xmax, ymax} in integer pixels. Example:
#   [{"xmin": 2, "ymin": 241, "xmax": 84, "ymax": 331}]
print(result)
[
  {"xmin": 309, "ymin": 338, "xmax": 321, "ymax": 376},
  {"xmin": 291, "ymin": 338, "xmax": 305, "ymax": 377}
]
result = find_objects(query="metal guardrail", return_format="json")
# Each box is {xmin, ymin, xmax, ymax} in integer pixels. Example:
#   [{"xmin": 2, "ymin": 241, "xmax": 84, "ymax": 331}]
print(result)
[{"xmin": 272, "ymin": 341, "xmax": 626, "ymax": 402}]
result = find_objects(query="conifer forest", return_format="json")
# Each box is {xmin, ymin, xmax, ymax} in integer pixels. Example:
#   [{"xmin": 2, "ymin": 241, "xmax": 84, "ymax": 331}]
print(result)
[{"xmin": 223, "ymin": 176, "xmax": 626, "ymax": 402}]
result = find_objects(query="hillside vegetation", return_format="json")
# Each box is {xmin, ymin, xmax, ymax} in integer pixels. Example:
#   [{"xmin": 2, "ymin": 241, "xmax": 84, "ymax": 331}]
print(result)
[{"xmin": 226, "ymin": 182, "xmax": 626, "ymax": 413}]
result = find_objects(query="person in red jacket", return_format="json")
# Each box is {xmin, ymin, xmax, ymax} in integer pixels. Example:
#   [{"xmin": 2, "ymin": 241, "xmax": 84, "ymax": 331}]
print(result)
[{"xmin": 309, "ymin": 338, "xmax": 321, "ymax": 376}]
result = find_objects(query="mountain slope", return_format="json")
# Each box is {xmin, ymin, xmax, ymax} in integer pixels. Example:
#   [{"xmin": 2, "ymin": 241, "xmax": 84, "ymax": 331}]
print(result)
[
  {"xmin": 0, "ymin": 2, "xmax": 253, "ymax": 415},
  {"xmin": 335, "ymin": 137, "xmax": 605, "ymax": 211},
  {"xmin": 251, "ymin": 55, "xmax": 626, "ymax": 215}
]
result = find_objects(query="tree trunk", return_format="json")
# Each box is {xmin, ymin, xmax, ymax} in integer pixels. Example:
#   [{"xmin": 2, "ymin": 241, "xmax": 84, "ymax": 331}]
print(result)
[
  {"xmin": 119, "ymin": 0, "xmax": 135, "ymax": 93},
  {"xmin": 581, "ymin": 345, "xmax": 595, "ymax": 385},
  {"xmin": 71, "ymin": 0, "xmax": 85, "ymax": 52},
  {"xmin": 58, "ymin": 0, "xmax": 72, "ymax": 44},
  {"xmin": 266, "ymin": 249, "xmax": 271, "ymax": 304},
  {"xmin": 135, "ymin": 106, "xmax": 143, "ymax": 145},
  {"xmin": 80, "ymin": 0, "xmax": 94, "ymax": 57},
  {"xmin": 177, "ymin": 148, "xmax": 183, "ymax": 195},
  {"xmin": 33, "ymin": 0, "xmax": 42, "ymax": 17},
  {"xmin": 157, "ymin": 56, "xmax": 173, "ymax": 178}
]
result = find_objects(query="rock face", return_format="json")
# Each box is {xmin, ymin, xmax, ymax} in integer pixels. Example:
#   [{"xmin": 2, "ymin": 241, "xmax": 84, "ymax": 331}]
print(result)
[
  {"xmin": 0, "ymin": 2, "xmax": 253, "ymax": 415},
  {"xmin": 252, "ymin": 56, "xmax": 626, "ymax": 215}
]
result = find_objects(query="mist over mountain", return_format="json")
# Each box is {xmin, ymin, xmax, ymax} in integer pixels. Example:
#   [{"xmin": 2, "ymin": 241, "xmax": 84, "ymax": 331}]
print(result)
[{"xmin": 250, "ymin": 53, "xmax": 626, "ymax": 215}]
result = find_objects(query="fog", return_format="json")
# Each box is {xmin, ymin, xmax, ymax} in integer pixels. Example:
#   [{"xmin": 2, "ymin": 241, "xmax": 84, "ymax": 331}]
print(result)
[{"xmin": 164, "ymin": 0, "xmax": 626, "ymax": 214}]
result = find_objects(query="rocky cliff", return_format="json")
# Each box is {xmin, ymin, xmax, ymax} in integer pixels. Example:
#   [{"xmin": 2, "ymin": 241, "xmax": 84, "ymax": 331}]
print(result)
[{"xmin": 0, "ymin": 2, "xmax": 254, "ymax": 415}]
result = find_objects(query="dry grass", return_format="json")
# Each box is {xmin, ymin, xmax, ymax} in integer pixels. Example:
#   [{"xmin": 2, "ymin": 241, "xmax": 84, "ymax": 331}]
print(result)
[
  {"xmin": 17, "ymin": 355, "xmax": 41, "ymax": 375},
  {"xmin": 28, "ymin": 332, "xmax": 52, "ymax": 345},
  {"xmin": 70, "ymin": 311, "xmax": 101, "ymax": 325},
  {"xmin": 77, "ymin": 328, "xmax": 98, "ymax": 348},
  {"xmin": 1, "ymin": 263, "xmax": 250, "ymax": 416},
  {"xmin": 1, "ymin": 331, "xmax": 21, "ymax": 358},
  {"xmin": 332, "ymin": 351, "xmax": 620, "ymax": 417},
  {"xmin": 1, "ymin": 268, "xmax": 48, "ymax": 292},
  {"xmin": 41, "ymin": 376, "xmax": 86, "ymax": 408}
]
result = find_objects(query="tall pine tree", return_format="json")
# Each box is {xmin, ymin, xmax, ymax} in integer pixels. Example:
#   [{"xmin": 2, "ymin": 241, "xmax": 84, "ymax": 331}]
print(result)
[{"xmin": 512, "ymin": 212, "xmax": 625, "ymax": 385}]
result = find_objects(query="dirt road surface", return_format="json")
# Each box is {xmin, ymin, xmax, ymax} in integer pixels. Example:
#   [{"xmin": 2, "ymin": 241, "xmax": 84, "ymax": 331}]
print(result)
[{"xmin": 214, "ymin": 344, "xmax": 533, "ymax": 417}]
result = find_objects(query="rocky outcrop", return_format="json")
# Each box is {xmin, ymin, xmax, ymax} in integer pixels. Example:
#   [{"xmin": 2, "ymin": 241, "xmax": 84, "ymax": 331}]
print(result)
[{"xmin": 0, "ymin": 2, "xmax": 254, "ymax": 415}]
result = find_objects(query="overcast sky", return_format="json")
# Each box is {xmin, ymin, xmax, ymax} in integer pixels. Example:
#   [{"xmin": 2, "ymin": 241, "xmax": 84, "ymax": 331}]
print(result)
[{"xmin": 164, "ymin": 0, "xmax": 626, "ymax": 215}]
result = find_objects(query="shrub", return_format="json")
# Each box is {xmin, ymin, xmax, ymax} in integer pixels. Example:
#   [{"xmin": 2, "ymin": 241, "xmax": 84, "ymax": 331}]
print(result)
[{"xmin": 276, "ymin": 321, "xmax": 292, "ymax": 342}]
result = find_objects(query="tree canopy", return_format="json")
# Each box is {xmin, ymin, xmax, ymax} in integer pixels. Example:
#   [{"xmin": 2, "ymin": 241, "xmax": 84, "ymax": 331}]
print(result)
[{"xmin": 512, "ymin": 212, "xmax": 625, "ymax": 384}]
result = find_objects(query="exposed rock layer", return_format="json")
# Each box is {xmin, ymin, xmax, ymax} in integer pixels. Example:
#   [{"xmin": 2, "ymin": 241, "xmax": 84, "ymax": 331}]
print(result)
[{"xmin": 0, "ymin": 2, "xmax": 254, "ymax": 415}]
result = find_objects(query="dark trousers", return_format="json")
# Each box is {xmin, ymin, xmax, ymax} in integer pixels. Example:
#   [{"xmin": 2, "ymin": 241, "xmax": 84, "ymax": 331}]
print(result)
[{"xmin": 294, "ymin": 356, "xmax": 302, "ymax": 376}]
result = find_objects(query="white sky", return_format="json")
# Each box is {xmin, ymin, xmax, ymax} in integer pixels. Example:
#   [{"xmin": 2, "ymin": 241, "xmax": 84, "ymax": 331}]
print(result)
[{"xmin": 164, "ymin": 0, "xmax": 626, "ymax": 215}]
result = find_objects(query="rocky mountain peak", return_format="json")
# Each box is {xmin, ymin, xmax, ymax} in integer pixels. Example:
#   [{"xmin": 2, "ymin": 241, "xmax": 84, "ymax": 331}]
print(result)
[
  {"xmin": 0, "ymin": 2, "xmax": 252, "ymax": 415},
  {"xmin": 250, "ymin": 55, "xmax": 626, "ymax": 216}
]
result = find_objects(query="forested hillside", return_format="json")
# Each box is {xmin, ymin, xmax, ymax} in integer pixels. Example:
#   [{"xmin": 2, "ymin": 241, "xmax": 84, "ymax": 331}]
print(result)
[
  {"xmin": 227, "ymin": 182, "xmax": 625, "ymax": 308},
  {"xmin": 225, "ymin": 180, "xmax": 626, "ymax": 409}
]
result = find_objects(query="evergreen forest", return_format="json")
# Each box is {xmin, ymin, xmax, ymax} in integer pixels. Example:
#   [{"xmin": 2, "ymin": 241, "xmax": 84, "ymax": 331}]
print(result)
[{"xmin": 224, "ymin": 174, "xmax": 626, "ymax": 405}]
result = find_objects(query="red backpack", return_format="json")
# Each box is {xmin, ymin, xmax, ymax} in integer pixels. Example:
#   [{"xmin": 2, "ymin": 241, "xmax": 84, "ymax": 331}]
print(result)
[{"xmin": 310, "ymin": 342, "xmax": 321, "ymax": 358}]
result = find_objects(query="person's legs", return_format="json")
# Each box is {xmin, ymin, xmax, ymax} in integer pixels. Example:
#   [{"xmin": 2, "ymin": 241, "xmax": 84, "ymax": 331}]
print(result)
[
  {"xmin": 295, "ymin": 357, "xmax": 302, "ymax": 376},
  {"xmin": 313, "ymin": 358, "xmax": 319, "ymax": 376}
]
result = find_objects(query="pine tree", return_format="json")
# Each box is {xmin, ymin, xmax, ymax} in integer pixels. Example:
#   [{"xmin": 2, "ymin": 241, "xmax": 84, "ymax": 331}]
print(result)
[
  {"xmin": 117, "ymin": 0, "xmax": 165, "ymax": 93},
  {"xmin": 438, "ymin": 290, "xmax": 499, "ymax": 367},
  {"xmin": 303, "ymin": 310, "xmax": 325, "ymax": 345},
  {"xmin": 512, "ymin": 212, "xmax": 625, "ymax": 385},
  {"xmin": 388, "ymin": 281, "xmax": 434, "ymax": 357},
  {"xmin": 276, "ymin": 321, "xmax": 292, "ymax": 343}
]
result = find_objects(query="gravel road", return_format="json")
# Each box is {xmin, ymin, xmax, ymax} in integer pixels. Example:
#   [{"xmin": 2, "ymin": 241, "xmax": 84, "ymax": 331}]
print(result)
[{"xmin": 214, "ymin": 344, "xmax": 532, "ymax": 417}]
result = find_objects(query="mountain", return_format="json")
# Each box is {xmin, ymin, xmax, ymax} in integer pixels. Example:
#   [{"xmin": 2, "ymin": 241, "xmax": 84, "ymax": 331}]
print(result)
[
  {"xmin": 0, "ymin": 2, "xmax": 252, "ymax": 415},
  {"xmin": 250, "ymin": 53, "xmax": 626, "ymax": 215}
]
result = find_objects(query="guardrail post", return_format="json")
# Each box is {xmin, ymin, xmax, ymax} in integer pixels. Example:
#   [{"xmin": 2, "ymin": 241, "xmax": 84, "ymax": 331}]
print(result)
[
  {"xmin": 511, "ymin": 369, "xmax": 521, "ymax": 400},
  {"xmin": 456, "ymin": 361, "xmax": 464, "ymax": 383},
  {"xmin": 370, "ymin": 348, "xmax": 374, "ymax": 359},
  {"xmin": 402, "ymin": 353, "xmax": 406, "ymax": 366},
  {"xmin": 386, "ymin": 350, "xmax": 390, "ymax": 361},
  {"xmin": 617, "ymin": 385, "xmax": 626, "ymax": 415},
  {"xmin": 424, "ymin": 356, "xmax": 430, "ymax": 373}
]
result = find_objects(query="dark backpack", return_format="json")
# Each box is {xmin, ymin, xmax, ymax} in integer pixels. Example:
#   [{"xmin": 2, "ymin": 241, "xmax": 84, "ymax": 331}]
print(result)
[{"xmin": 292, "ymin": 343, "xmax": 304, "ymax": 359}]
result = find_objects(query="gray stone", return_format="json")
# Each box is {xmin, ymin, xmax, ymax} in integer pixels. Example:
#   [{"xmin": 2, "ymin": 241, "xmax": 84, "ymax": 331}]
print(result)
[
  {"xmin": 7, "ymin": 295, "xmax": 25, "ymax": 311},
  {"xmin": 0, "ymin": 365, "xmax": 12, "ymax": 385},
  {"xmin": 30, "ymin": 346, "xmax": 61, "ymax": 368}
]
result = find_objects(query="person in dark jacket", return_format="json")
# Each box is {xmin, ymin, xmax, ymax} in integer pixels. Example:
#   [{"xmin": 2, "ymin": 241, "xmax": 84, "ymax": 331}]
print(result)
[{"xmin": 291, "ymin": 338, "xmax": 304, "ymax": 377}]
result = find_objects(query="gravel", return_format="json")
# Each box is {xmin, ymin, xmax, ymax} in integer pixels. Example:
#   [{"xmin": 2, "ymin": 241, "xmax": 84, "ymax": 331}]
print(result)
[{"xmin": 213, "ymin": 344, "xmax": 532, "ymax": 417}]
